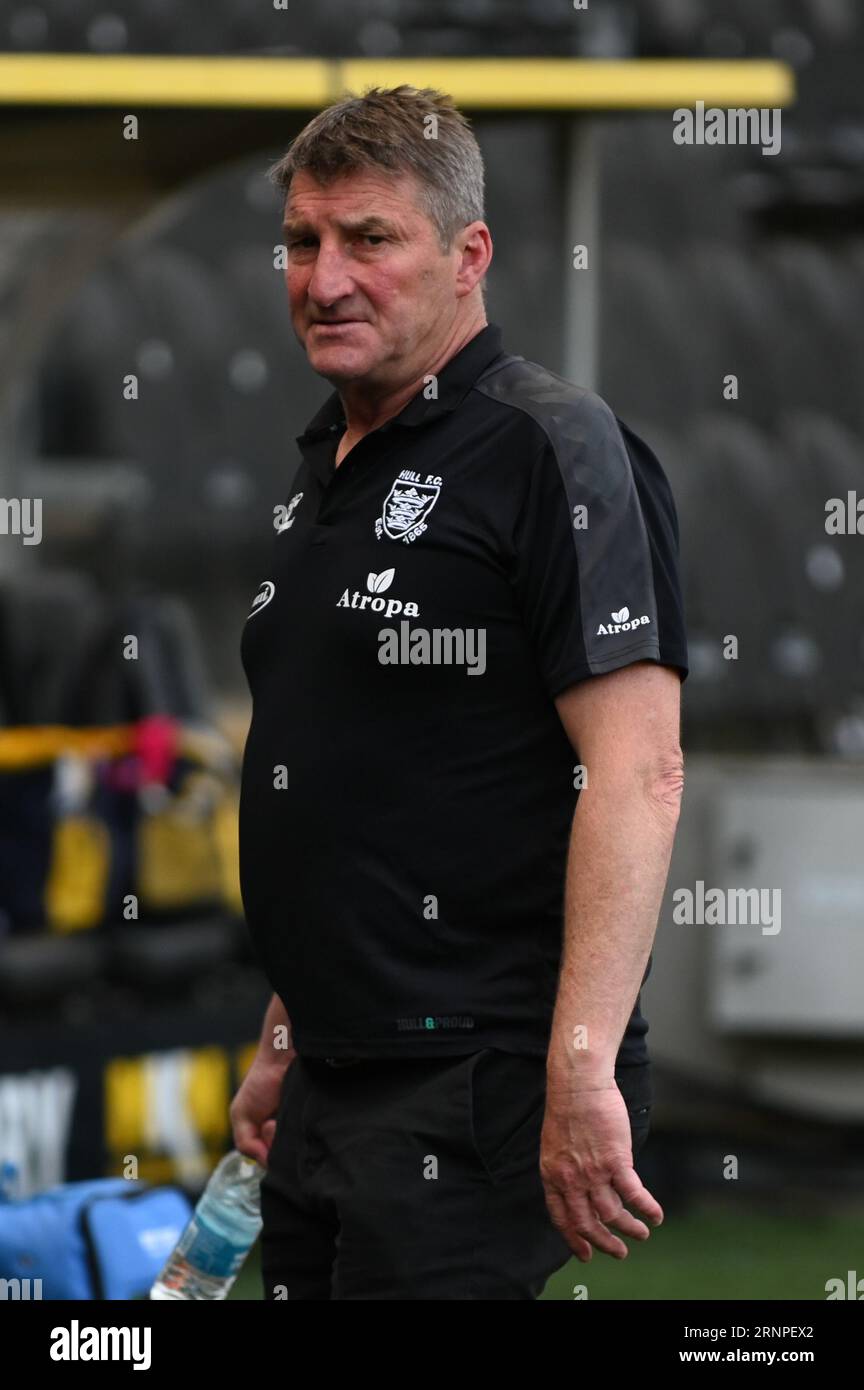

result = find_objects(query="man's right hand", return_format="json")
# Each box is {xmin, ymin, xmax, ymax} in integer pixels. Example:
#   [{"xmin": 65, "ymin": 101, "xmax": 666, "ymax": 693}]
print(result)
[{"xmin": 229, "ymin": 1054, "xmax": 293, "ymax": 1168}]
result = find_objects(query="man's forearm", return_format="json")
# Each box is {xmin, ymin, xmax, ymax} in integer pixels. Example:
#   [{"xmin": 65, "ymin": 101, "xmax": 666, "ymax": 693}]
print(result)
[
  {"xmin": 547, "ymin": 771, "xmax": 681, "ymax": 1086},
  {"xmin": 257, "ymin": 992, "xmax": 297, "ymax": 1068}
]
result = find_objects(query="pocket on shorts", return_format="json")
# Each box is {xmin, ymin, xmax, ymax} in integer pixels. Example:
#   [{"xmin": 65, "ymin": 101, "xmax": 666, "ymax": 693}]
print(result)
[
  {"xmin": 630, "ymin": 1117, "xmax": 651, "ymax": 1160},
  {"xmin": 464, "ymin": 1048, "xmax": 547, "ymax": 1183},
  {"xmin": 279, "ymin": 1057, "xmax": 301, "ymax": 1106},
  {"xmin": 616, "ymin": 1063, "xmax": 653, "ymax": 1157}
]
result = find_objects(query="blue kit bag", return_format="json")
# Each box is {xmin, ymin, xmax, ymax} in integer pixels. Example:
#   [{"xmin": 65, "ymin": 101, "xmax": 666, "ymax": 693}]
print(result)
[{"xmin": 0, "ymin": 1175, "xmax": 193, "ymax": 1299}]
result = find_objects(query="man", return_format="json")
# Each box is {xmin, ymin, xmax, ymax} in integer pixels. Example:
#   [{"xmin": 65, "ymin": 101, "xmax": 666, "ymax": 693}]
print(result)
[{"xmin": 231, "ymin": 84, "xmax": 688, "ymax": 1300}]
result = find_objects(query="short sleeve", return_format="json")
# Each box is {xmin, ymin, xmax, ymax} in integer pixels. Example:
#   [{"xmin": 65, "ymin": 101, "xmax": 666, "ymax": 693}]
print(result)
[{"xmin": 510, "ymin": 395, "xmax": 689, "ymax": 698}]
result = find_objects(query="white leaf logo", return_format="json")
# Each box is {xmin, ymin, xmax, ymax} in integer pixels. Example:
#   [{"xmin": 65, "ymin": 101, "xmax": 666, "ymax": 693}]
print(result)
[
  {"xmin": 611, "ymin": 606, "xmax": 629, "ymax": 623},
  {"xmin": 368, "ymin": 568, "xmax": 395, "ymax": 593}
]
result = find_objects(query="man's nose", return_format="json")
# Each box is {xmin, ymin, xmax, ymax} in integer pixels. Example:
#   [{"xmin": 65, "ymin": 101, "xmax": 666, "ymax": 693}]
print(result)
[{"xmin": 306, "ymin": 242, "xmax": 354, "ymax": 307}]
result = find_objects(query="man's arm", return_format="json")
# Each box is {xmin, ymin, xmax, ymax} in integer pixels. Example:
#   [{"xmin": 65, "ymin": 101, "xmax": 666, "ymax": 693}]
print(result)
[
  {"xmin": 229, "ymin": 993, "xmax": 296, "ymax": 1165},
  {"xmin": 257, "ymin": 991, "xmax": 298, "ymax": 1068},
  {"xmin": 541, "ymin": 659, "xmax": 684, "ymax": 1260}
]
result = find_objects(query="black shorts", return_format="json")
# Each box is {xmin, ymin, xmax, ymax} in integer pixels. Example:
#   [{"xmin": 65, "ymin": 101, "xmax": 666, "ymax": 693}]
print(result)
[{"xmin": 260, "ymin": 1048, "xmax": 653, "ymax": 1301}]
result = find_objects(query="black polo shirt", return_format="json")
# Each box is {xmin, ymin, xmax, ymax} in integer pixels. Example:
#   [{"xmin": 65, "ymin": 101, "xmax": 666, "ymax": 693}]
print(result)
[{"xmin": 239, "ymin": 322, "xmax": 688, "ymax": 1061}]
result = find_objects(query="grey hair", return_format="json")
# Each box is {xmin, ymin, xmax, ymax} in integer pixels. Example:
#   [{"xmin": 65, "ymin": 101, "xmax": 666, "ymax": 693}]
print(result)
[{"xmin": 265, "ymin": 84, "xmax": 486, "ymax": 255}]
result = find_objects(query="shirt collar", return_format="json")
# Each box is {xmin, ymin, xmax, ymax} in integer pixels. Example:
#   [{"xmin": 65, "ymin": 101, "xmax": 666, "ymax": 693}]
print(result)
[{"xmin": 296, "ymin": 322, "xmax": 506, "ymax": 446}]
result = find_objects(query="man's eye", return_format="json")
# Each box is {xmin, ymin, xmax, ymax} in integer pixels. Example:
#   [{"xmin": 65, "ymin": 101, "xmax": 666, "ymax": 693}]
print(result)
[
  {"xmin": 362, "ymin": 234, "xmax": 386, "ymax": 245},
  {"xmin": 288, "ymin": 237, "xmax": 314, "ymax": 249}
]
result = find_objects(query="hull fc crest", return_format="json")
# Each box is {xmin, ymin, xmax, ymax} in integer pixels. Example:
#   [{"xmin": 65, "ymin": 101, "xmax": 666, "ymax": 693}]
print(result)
[{"xmin": 375, "ymin": 470, "xmax": 442, "ymax": 543}]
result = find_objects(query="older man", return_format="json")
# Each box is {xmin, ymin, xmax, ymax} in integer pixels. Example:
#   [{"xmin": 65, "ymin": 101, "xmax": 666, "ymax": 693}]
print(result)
[{"xmin": 231, "ymin": 84, "xmax": 687, "ymax": 1300}]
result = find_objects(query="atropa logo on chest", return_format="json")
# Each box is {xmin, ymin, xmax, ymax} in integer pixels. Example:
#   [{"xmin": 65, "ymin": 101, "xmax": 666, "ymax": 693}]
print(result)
[
  {"xmin": 336, "ymin": 567, "xmax": 420, "ymax": 618},
  {"xmin": 375, "ymin": 469, "xmax": 442, "ymax": 543}
]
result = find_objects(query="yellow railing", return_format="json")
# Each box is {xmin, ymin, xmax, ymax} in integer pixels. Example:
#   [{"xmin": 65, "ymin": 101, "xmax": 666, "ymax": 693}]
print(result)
[{"xmin": 0, "ymin": 54, "xmax": 795, "ymax": 110}]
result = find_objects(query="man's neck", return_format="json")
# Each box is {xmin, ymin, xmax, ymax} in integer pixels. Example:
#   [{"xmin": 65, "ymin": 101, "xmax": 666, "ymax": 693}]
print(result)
[{"xmin": 335, "ymin": 313, "xmax": 488, "ymax": 445}]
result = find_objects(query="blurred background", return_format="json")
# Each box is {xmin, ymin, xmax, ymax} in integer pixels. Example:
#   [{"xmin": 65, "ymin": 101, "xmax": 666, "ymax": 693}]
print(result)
[{"xmin": 1, "ymin": 0, "xmax": 863, "ymax": 1300}]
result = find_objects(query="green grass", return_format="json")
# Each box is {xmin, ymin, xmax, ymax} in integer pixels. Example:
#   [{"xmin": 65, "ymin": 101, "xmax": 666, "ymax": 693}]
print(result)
[
  {"xmin": 540, "ymin": 1201, "xmax": 864, "ymax": 1300},
  {"xmin": 229, "ymin": 1200, "xmax": 864, "ymax": 1300}
]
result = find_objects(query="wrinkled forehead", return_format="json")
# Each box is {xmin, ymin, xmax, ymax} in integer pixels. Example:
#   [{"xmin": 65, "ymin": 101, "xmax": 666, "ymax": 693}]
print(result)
[{"xmin": 283, "ymin": 166, "xmax": 430, "ymax": 228}]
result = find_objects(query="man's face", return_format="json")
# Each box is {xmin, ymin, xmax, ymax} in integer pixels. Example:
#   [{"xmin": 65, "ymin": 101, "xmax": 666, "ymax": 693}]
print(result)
[{"xmin": 282, "ymin": 167, "xmax": 464, "ymax": 385}]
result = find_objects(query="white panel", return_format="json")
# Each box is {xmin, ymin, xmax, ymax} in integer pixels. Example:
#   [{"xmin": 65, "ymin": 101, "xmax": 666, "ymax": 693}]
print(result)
[{"xmin": 707, "ymin": 784, "xmax": 864, "ymax": 1034}]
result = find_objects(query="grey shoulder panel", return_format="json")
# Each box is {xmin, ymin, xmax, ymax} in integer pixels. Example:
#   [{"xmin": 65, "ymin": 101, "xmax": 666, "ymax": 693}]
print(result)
[{"xmin": 474, "ymin": 355, "xmax": 661, "ymax": 677}]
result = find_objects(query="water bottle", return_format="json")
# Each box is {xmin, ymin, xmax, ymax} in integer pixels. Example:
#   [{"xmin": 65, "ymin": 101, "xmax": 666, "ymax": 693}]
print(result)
[{"xmin": 150, "ymin": 1150, "xmax": 263, "ymax": 1300}]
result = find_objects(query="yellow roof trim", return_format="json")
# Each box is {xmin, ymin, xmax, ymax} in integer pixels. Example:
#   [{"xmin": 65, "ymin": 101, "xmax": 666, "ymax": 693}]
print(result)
[{"xmin": 0, "ymin": 54, "xmax": 795, "ymax": 110}]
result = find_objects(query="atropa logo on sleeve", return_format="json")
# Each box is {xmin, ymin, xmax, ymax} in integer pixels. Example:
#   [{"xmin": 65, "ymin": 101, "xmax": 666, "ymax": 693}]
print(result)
[{"xmin": 596, "ymin": 605, "xmax": 652, "ymax": 637}]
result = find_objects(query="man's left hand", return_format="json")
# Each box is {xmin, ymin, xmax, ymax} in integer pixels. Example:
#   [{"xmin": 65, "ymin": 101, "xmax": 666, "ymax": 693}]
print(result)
[{"xmin": 539, "ymin": 1078, "xmax": 664, "ymax": 1261}]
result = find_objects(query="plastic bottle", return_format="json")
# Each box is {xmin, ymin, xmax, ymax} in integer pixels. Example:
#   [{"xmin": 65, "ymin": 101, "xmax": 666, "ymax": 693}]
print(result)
[{"xmin": 150, "ymin": 1150, "xmax": 263, "ymax": 1300}]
